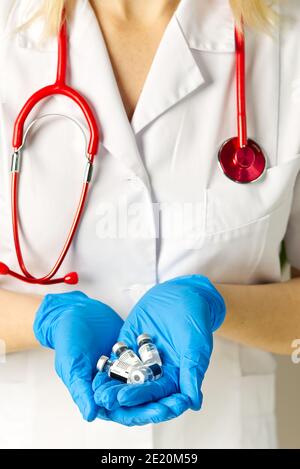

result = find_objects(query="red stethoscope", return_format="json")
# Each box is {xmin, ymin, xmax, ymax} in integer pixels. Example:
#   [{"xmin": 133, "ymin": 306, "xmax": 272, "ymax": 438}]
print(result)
[
  {"xmin": 218, "ymin": 25, "xmax": 266, "ymax": 182},
  {"xmin": 0, "ymin": 20, "xmax": 266, "ymax": 286}
]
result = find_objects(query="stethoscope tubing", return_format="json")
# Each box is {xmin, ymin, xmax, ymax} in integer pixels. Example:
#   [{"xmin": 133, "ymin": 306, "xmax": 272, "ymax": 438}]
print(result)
[
  {"xmin": 235, "ymin": 25, "xmax": 248, "ymax": 148},
  {"xmin": 1, "ymin": 19, "xmax": 100, "ymax": 285}
]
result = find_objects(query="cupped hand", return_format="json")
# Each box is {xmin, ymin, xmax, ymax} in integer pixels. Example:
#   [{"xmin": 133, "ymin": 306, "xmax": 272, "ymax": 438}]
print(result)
[
  {"xmin": 92, "ymin": 275, "xmax": 226, "ymax": 426},
  {"xmin": 34, "ymin": 291, "xmax": 123, "ymax": 422}
]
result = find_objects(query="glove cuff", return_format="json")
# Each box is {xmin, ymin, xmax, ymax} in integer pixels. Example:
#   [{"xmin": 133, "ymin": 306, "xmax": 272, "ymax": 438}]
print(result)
[
  {"xmin": 33, "ymin": 294, "xmax": 62, "ymax": 348},
  {"xmin": 192, "ymin": 275, "xmax": 226, "ymax": 332},
  {"xmin": 33, "ymin": 291, "xmax": 87, "ymax": 348},
  {"xmin": 165, "ymin": 275, "xmax": 226, "ymax": 332}
]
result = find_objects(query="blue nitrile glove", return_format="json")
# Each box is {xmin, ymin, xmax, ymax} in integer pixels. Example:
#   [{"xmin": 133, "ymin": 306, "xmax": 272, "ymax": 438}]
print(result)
[
  {"xmin": 92, "ymin": 275, "xmax": 226, "ymax": 426},
  {"xmin": 34, "ymin": 291, "xmax": 123, "ymax": 422}
]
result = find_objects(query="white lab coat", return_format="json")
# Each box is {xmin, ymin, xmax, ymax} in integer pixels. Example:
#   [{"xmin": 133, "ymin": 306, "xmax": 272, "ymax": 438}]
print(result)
[{"xmin": 0, "ymin": 0, "xmax": 300, "ymax": 449}]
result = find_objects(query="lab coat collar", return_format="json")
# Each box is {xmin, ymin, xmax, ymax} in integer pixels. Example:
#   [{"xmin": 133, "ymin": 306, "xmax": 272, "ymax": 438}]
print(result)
[
  {"xmin": 130, "ymin": 14, "xmax": 206, "ymax": 134},
  {"xmin": 131, "ymin": 0, "xmax": 236, "ymax": 133},
  {"xmin": 175, "ymin": 0, "xmax": 235, "ymax": 53},
  {"xmin": 130, "ymin": 0, "xmax": 236, "ymax": 134}
]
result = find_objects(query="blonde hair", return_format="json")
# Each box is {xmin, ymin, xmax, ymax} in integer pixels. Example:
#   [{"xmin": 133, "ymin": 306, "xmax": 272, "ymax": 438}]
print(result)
[{"xmin": 32, "ymin": 0, "xmax": 278, "ymax": 37}]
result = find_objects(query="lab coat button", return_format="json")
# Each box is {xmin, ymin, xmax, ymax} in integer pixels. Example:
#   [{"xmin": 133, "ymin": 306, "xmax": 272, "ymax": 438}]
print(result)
[{"xmin": 126, "ymin": 175, "xmax": 141, "ymax": 185}]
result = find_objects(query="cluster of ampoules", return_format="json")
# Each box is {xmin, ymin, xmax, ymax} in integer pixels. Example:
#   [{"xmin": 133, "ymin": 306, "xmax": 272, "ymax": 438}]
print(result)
[{"xmin": 97, "ymin": 334, "xmax": 163, "ymax": 385}]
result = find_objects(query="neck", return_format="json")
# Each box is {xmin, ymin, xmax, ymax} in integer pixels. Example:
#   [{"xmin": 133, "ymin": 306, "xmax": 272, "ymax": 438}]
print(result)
[{"xmin": 92, "ymin": 0, "xmax": 180, "ymax": 23}]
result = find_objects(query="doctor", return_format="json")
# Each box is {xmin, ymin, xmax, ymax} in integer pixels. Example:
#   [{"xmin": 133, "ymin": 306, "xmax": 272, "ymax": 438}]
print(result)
[{"xmin": 1, "ymin": 0, "xmax": 300, "ymax": 450}]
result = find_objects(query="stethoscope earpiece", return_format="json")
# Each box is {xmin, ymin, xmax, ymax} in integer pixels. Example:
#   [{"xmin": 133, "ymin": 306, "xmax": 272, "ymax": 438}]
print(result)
[
  {"xmin": 0, "ymin": 261, "xmax": 79, "ymax": 285},
  {"xmin": 64, "ymin": 272, "xmax": 79, "ymax": 285},
  {"xmin": 0, "ymin": 263, "xmax": 9, "ymax": 276}
]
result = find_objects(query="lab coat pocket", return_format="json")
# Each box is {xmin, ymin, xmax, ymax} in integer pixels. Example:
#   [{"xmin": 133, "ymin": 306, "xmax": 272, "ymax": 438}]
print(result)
[
  {"xmin": 207, "ymin": 155, "xmax": 300, "ymax": 234},
  {"xmin": 196, "ymin": 156, "xmax": 300, "ymax": 283},
  {"xmin": 240, "ymin": 373, "xmax": 277, "ymax": 448},
  {"xmin": 240, "ymin": 373, "xmax": 276, "ymax": 416},
  {"xmin": 238, "ymin": 346, "xmax": 277, "ymax": 447},
  {"xmin": 185, "ymin": 214, "xmax": 270, "ymax": 283}
]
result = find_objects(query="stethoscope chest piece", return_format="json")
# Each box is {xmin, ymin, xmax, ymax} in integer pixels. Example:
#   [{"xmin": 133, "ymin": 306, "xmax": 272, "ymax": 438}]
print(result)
[{"xmin": 218, "ymin": 137, "xmax": 266, "ymax": 183}]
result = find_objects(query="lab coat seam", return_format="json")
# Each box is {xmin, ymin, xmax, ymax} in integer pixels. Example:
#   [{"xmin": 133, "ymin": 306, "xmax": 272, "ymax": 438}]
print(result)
[
  {"xmin": 139, "ymin": 181, "xmax": 159, "ymax": 284},
  {"xmin": 244, "ymin": 214, "xmax": 271, "ymax": 282},
  {"xmin": 169, "ymin": 105, "xmax": 188, "ymax": 175},
  {"xmin": 205, "ymin": 181, "xmax": 294, "ymax": 237},
  {"xmin": 0, "ymin": 3, "xmax": 22, "ymax": 105},
  {"xmin": 275, "ymin": 17, "xmax": 282, "ymax": 167},
  {"xmin": 189, "ymin": 47, "xmax": 235, "ymax": 55},
  {"xmin": 0, "ymin": 43, "xmax": 7, "ymax": 104},
  {"xmin": 2, "ymin": 0, "xmax": 21, "ymax": 36},
  {"xmin": 203, "ymin": 189, "xmax": 208, "ymax": 233},
  {"xmin": 204, "ymin": 212, "xmax": 270, "ymax": 237},
  {"xmin": 174, "ymin": 15, "xmax": 190, "ymax": 51}
]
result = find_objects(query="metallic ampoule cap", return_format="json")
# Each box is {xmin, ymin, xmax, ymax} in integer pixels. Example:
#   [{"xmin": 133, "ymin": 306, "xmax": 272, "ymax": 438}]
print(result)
[
  {"xmin": 97, "ymin": 355, "xmax": 109, "ymax": 372},
  {"xmin": 137, "ymin": 333, "xmax": 151, "ymax": 347},
  {"xmin": 112, "ymin": 341, "xmax": 128, "ymax": 356},
  {"xmin": 129, "ymin": 368, "xmax": 148, "ymax": 384}
]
